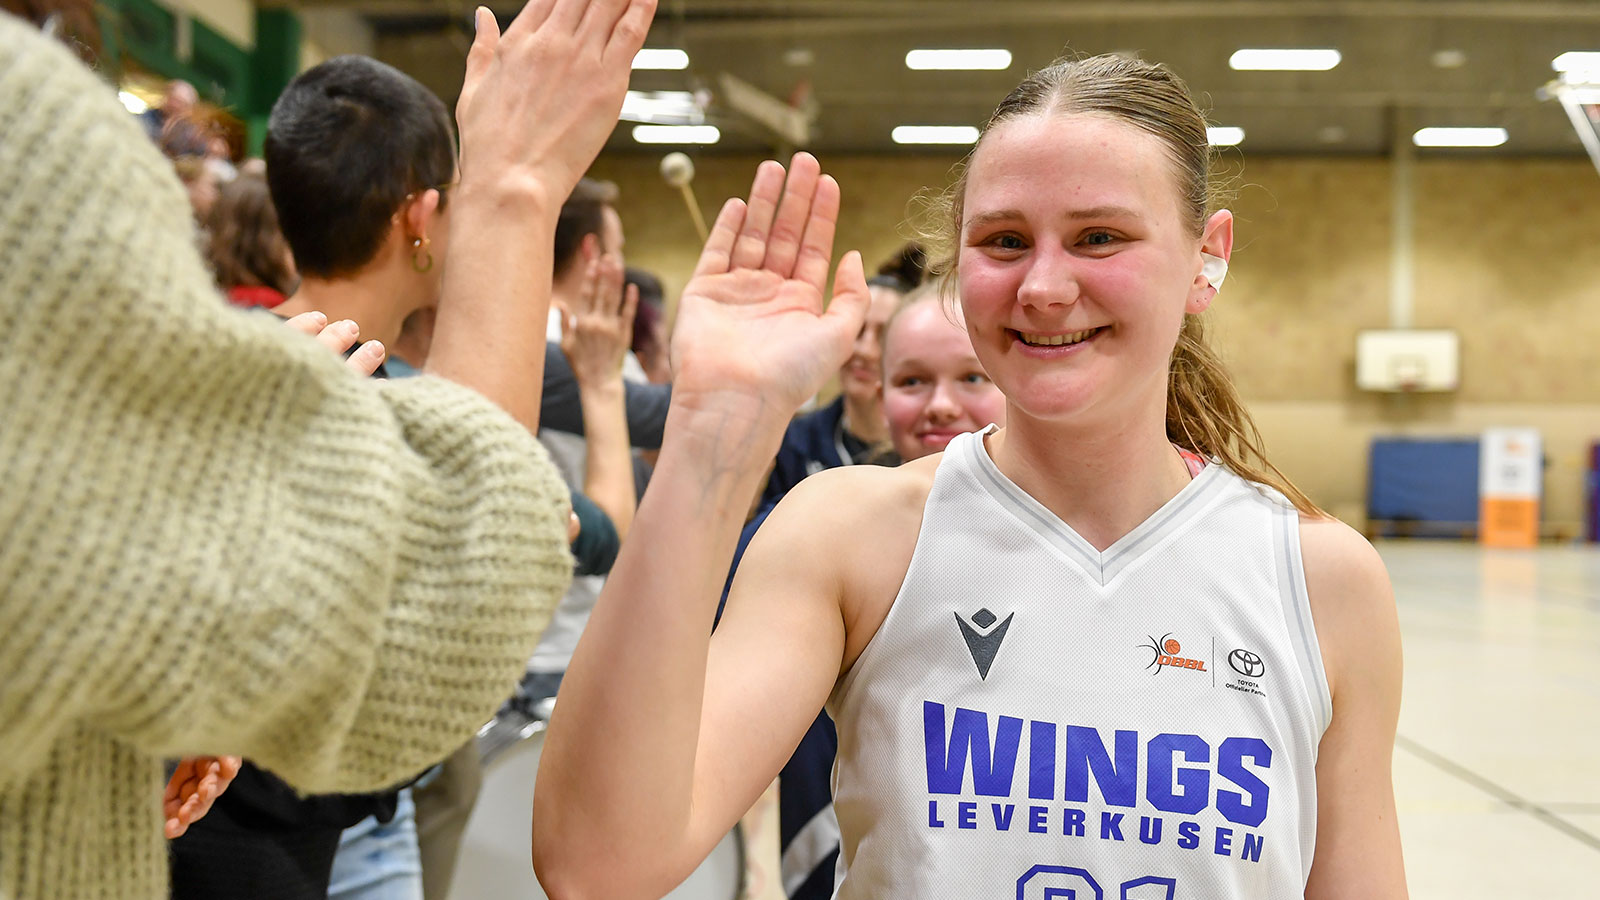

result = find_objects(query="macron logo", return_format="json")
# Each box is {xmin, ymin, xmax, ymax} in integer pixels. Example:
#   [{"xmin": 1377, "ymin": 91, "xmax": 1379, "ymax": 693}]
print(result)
[{"xmin": 955, "ymin": 608, "xmax": 1015, "ymax": 680}]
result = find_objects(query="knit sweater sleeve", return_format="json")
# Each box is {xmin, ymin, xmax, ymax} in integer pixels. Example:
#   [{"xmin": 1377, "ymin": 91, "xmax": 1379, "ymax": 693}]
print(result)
[{"xmin": 0, "ymin": 17, "xmax": 572, "ymax": 794}]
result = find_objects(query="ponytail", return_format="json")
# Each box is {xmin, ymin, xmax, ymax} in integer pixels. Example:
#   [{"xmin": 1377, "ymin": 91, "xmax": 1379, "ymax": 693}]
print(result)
[{"xmin": 1167, "ymin": 316, "xmax": 1324, "ymax": 517}]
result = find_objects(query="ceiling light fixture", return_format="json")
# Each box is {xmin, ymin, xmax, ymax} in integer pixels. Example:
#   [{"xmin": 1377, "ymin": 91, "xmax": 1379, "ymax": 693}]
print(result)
[
  {"xmin": 1206, "ymin": 126, "xmax": 1245, "ymax": 147},
  {"xmin": 891, "ymin": 125, "xmax": 980, "ymax": 145},
  {"xmin": 905, "ymin": 49, "xmax": 1012, "ymax": 71},
  {"xmin": 1229, "ymin": 48, "xmax": 1341, "ymax": 71},
  {"xmin": 620, "ymin": 90, "xmax": 703, "ymax": 125},
  {"xmin": 632, "ymin": 125, "xmax": 720, "ymax": 145},
  {"xmin": 1412, "ymin": 127, "xmax": 1508, "ymax": 148},
  {"xmin": 632, "ymin": 48, "xmax": 690, "ymax": 70}
]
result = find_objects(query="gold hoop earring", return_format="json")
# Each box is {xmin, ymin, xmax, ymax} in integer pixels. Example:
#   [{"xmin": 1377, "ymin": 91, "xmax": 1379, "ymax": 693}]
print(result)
[{"xmin": 411, "ymin": 238, "xmax": 433, "ymax": 273}]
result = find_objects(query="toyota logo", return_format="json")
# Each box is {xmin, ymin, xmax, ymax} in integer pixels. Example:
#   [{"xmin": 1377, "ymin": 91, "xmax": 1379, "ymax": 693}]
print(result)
[{"xmin": 1228, "ymin": 649, "xmax": 1265, "ymax": 678}]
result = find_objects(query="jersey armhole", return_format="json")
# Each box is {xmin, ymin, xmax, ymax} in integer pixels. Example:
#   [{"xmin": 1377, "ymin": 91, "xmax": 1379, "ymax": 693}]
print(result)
[{"xmin": 1272, "ymin": 503, "xmax": 1334, "ymax": 739}]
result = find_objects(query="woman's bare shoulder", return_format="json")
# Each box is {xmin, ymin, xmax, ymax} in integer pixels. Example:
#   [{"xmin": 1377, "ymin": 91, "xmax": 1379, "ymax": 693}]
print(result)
[{"xmin": 1296, "ymin": 514, "xmax": 1399, "ymax": 701}]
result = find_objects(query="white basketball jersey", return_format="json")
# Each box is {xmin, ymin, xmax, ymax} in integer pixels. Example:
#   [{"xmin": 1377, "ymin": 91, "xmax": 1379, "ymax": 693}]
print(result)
[{"xmin": 827, "ymin": 427, "xmax": 1330, "ymax": 900}]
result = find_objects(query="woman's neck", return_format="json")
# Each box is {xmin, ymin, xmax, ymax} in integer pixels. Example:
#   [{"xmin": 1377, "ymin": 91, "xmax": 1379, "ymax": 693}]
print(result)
[
  {"xmin": 987, "ymin": 392, "xmax": 1191, "ymax": 553},
  {"xmin": 275, "ymin": 269, "xmax": 419, "ymax": 351},
  {"xmin": 840, "ymin": 390, "xmax": 887, "ymax": 443}
]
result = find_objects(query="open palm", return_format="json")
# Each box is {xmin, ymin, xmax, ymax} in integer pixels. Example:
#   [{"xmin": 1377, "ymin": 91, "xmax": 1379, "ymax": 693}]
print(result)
[{"xmin": 670, "ymin": 153, "xmax": 870, "ymax": 414}]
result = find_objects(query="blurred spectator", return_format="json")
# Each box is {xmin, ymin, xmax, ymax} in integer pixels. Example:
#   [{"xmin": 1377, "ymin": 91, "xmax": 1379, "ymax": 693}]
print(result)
[
  {"xmin": 625, "ymin": 267, "xmax": 671, "ymax": 384},
  {"xmin": 205, "ymin": 171, "xmax": 296, "ymax": 308},
  {"xmin": 141, "ymin": 79, "xmax": 198, "ymax": 142},
  {"xmin": 172, "ymin": 154, "xmax": 219, "ymax": 221}
]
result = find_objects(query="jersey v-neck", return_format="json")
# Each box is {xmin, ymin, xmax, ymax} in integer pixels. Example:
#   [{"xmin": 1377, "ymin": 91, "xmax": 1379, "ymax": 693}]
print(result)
[{"xmin": 959, "ymin": 424, "xmax": 1230, "ymax": 586}]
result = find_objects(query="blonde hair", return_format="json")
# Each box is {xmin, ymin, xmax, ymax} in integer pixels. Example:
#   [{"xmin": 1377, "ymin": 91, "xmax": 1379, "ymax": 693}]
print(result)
[{"xmin": 922, "ymin": 54, "xmax": 1322, "ymax": 516}]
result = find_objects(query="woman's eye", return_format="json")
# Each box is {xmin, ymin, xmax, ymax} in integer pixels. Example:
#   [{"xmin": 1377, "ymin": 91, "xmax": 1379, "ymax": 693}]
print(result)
[
  {"xmin": 1082, "ymin": 231, "xmax": 1116, "ymax": 246},
  {"xmin": 988, "ymin": 234, "xmax": 1026, "ymax": 251},
  {"xmin": 962, "ymin": 373, "xmax": 990, "ymax": 384},
  {"xmin": 894, "ymin": 377, "xmax": 926, "ymax": 388}
]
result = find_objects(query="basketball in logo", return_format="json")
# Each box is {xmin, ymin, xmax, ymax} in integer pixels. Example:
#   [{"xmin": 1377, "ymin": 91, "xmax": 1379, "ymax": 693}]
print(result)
[
  {"xmin": 1163, "ymin": 638, "xmax": 1181, "ymax": 655},
  {"xmin": 1228, "ymin": 648, "xmax": 1265, "ymax": 677}
]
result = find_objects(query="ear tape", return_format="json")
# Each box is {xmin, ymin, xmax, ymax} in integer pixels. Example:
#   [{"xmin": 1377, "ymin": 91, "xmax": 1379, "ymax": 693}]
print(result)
[{"xmin": 1201, "ymin": 252, "xmax": 1228, "ymax": 291}]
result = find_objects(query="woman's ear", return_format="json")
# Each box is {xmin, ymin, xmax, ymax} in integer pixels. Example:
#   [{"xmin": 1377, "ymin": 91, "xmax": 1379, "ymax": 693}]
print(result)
[
  {"xmin": 403, "ymin": 188, "xmax": 442, "ymax": 245},
  {"xmin": 1187, "ymin": 209, "xmax": 1235, "ymax": 314}
]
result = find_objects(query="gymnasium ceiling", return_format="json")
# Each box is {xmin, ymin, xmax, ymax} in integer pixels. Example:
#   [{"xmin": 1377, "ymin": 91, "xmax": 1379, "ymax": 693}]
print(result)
[{"xmin": 309, "ymin": 0, "xmax": 1600, "ymax": 157}]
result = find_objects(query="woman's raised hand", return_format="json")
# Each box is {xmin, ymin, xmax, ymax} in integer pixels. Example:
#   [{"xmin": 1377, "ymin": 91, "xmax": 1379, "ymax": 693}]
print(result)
[
  {"xmin": 456, "ymin": 0, "xmax": 657, "ymax": 204},
  {"xmin": 669, "ymin": 153, "xmax": 871, "ymax": 418}
]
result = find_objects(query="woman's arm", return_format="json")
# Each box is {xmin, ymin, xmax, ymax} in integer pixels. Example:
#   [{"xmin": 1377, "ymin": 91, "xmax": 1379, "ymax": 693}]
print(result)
[
  {"xmin": 533, "ymin": 153, "xmax": 873, "ymax": 900},
  {"xmin": 425, "ymin": 0, "xmax": 656, "ymax": 434},
  {"xmin": 1301, "ymin": 518, "xmax": 1409, "ymax": 899},
  {"xmin": 0, "ymin": 0, "xmax": 652, "ymax": 794},
  {"xmin": 562, "ymin": 255, "xmax": 640, "ymax": 539}
]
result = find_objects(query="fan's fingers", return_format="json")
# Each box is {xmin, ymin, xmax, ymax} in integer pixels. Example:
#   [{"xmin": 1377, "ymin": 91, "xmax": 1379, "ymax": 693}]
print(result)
[
  {"xmin": 762, "ymin": 153, "xmax": 822, "ymax": 278},
  {"xmin": 728, "ymin": 160, "xmax": 787, "ymax": 270},
  {"xmin": 603, "ymin": 0, "xmax": 658, "ymax": 67},
  {"xmin": 693, "ymin": 198, "xmax": 748, "ymax": 278},
  {"xmin": 792, "ymin": 174, "xmax": 842, "ymax": 292}
]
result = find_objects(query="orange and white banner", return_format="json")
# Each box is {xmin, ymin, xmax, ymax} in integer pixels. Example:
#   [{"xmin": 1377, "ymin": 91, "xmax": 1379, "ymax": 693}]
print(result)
[{"xmin": 1480, "ymin": 428, "xmax": 1541, "ymax": 548}]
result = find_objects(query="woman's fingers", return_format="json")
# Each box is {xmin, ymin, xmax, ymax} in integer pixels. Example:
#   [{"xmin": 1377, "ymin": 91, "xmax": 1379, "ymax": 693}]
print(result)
[
  {"xmin": 346, "ymin": 340, "xmax": 386, "ymax": 376},
  {"xmin": 693, "ymin": 198, "xmax": 748, "ymax": 279},
  {"xmin": 576, "ymin": 257, "xmax": 600, "ymax": 314},
  {"xmin": 603, "ymin": 0, "xmax": 658, "ymax": 67},
  {"xmin": 598, "ymin": 257, "xmax": 626, "ymax": 316},
  {"xmin": 311, "ymin": 318, "xmax": 360, "ymax": 355},
  {"xmin": 729, "ymin": 160, "xmax": 787, "ymax": 270},
  {"xmin": 762, "ymin": 153, "xmax": 821, "ymax": 279},
  {"xmin": 282, "ymin": 311, "xmax": 328, "ymax": 337},
  {"xmin": 792, "ymin": 174, "xmax": 842, "ymax": 292},
  {"xmin": 620, "ymin": 282, "xmax": 640, "ymax": 333},
  {"xmin": 458, "ymin": 7, "xmax": 500, "ymax": 122},
  {"xmin": 823, "ymin": 250, "xmax": 871, "ymax": 346}
]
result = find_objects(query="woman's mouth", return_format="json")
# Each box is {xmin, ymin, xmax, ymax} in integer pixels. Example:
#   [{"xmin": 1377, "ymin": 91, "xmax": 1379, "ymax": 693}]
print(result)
[
  {"xmin": 917, "ymin": 429, "xmax": 963, "ymax": 449},
  {"xmin": 1010, "ymin": 326, "xmax": 1104, "ymax": 353}
]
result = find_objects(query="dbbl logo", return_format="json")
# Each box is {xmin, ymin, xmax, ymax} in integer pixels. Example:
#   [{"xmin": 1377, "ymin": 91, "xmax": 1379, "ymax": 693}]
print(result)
[{"xmin": 1015, "ymin": 865, "xmax": 1176, "ymax": 899}]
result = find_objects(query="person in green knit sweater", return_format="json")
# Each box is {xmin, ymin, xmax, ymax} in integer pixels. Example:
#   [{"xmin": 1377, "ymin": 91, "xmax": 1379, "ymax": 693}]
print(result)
[{"xmin": 0, "ymin": 1, "xmax": 658, "ymax": 898}]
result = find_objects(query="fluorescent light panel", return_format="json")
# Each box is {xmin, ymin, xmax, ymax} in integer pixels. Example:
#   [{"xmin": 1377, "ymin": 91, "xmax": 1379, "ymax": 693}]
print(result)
[
  {"xmin": 1229, "ymin": 48, "xmax": 1341, "ymax": 71},
  {"xmin": 892, "ymin": 125, "xmax": 980, "ymax": 145},
  {"xmin": 1206, "ymin": 126, "xmax": 1245, "ymax": 147},
  {"xmin": 620, "ymin": 90, "xmax": 702, "ymax": 125},
  {"xmin": 632, "ymin": 124, "xmax": 720, "ymax": 145},
  {"xmin": 632, "ymin": 48, "xmax": 689, "ymax": 70},
  {"xmin": 1412, "ymin": 127, "xmax": 1507, "ymax": 148},
  {"xmin": 905, "ymin": 49, "xmax": 1012, "ymax": 71}
]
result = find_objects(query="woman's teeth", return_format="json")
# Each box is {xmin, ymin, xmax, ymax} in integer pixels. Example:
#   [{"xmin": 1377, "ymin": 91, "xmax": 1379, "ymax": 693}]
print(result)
[{"xmin": 1018, "ymin": 327, "xmax": 1098, "ymax": 347}]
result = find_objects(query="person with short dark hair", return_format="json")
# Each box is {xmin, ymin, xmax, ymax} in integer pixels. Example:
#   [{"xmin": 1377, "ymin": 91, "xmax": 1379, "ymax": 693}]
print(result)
[{"xmin": 265, "ymin": 55, "xmax": 456, "ymax": 351}]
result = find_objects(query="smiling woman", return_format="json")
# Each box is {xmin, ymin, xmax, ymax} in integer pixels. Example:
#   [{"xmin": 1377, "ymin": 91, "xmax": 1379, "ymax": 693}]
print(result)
[
  {"xmin": 922, "ymin": 54, "xmax": 1318, "ymax": 516},
  {"xmin": 533, "ymin": 53, "xmax": 1406, "ymax": 900}
]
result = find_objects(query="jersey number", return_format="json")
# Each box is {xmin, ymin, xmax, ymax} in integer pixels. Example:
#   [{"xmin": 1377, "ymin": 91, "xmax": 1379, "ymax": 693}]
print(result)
[{"xmin": 1016, "ymin": 865, "xmax": 1178, "ymax": 900}]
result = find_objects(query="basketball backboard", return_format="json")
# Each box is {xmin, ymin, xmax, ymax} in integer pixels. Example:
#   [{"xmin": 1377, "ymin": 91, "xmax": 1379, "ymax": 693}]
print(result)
[
  {"xmin": 1543, "ymin": 59, "xmax": 1600, "ymax": 179},
  {"xmin": 1356, "ymin": 330, "xmax": 1460, "ymax": 392}
]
